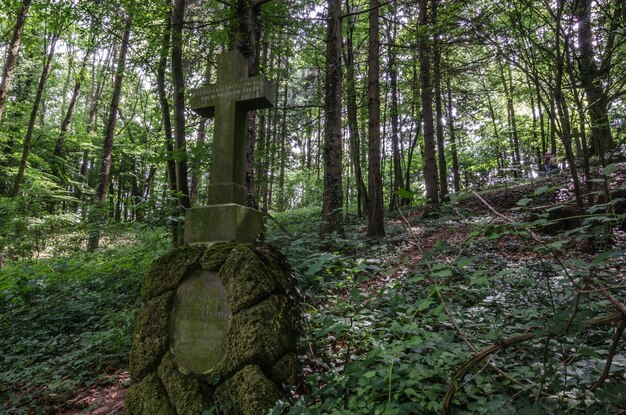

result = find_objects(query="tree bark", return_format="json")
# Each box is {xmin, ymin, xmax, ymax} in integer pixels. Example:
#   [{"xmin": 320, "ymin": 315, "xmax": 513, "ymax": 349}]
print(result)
[
  {"xmin": 0, "ymin": 0, "xmax": 32, "ymax": 123},
  {"xmin": 156, "ymin": 10, "xmax": 177, "ymax": 199},
  {"xmin": 171, "ymin": 0, "xmax": 191, "ymax": 216},
  {"xmin": 574, "ymin": 0, "xmax": 613, "ymax": 162},
  {"xmin": 232, "ymin": 0, "xmax": 269, "ymax": 208},
  {"xmin": 433, "ymin": 0, "xmax": 448, "ymax": 200},
  {"xmin": 343, "ymin": 0, "xmax": 368, "ymax": 217},
  {"xmin": 418, "ymin": 0, "xmax": 439, "ymax": 206},
  {"xmin": 191, "ymin": 56, "xmax": 212, "ymax": 206},
  {"xmin": 321, "ymin": 0, "xmax": 344, "ymax": 236},
  {"xmin": 388, "ymin": 0, "xmax": 404, "ymax": 210},
  {"xmin": 366, "ymin": 0, "xmax": 385, "ymax": 236},
  {"xmin": 446, "ymin": 77, "xmax": 460, "ymax": 193}
]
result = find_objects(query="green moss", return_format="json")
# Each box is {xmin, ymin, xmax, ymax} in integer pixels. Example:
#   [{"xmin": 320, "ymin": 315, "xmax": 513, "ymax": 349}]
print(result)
[
  {"xmin": 215, "ymin": 365, "xmax": 280, "ymax": 415},
  {"xmin": 214, "ymin": 295, "xmax": 296, "ymax": 377},
  {"xmin": 124, "ymin": 373, "xmax": 175, "ymax": 415},
  {"xmin": 219, "ymin": 247, "xmax": 285, "ymax": 314},
  {"xmin": 270, "ymin": 353, "xmax": 299, "ymax": 387},
  {"xmin": 129, "ymin": 291, "xmax": 175, "ymax": 381},
  {"xmin": 199, "ymin": 242, "xmax": 238, "ymax": 272},
  {"xmin": 158, "ymin": 352, "xmax": 211, "ymax": 415},
  {"xmin": 141, "ymin": 245, "xmax": 205, "ymax": 301}
]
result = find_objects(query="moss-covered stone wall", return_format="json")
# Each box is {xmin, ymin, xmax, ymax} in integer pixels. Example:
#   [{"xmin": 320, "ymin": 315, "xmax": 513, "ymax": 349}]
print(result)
[{"xmin": 125, "ymin": 243, "xmax": 299, "ymax": 415}]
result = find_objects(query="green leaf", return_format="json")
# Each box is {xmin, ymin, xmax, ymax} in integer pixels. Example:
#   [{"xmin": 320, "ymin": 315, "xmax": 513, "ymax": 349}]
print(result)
[
  {"xmin": 603, "ymin": 163, "xmax": 619, "ymax": 176},
  {"xmin": 364, "ymin": 370, "xmax": 376, "ymax": 379}
]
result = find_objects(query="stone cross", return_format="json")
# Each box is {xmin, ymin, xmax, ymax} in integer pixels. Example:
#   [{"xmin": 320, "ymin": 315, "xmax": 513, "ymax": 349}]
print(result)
[
  {"xmin": 184, "ymin": 51, "xmax": 273, "ymax": 245},
  {"xmin": 189, "ymin": 51, "xmax": 274, "ymax": 206}
]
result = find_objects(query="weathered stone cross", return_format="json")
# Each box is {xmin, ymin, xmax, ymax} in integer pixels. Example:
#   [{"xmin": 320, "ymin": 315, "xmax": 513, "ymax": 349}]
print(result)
[
  {"xmin": 184, "ymin": 51, "xmax": 274, "ymax": 245},
  {"xmin": 189, "ymin": 51, "xmax": 274, "ymax": 206}
]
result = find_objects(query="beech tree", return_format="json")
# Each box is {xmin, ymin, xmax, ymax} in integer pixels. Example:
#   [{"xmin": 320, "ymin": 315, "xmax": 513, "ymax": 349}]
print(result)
[{"xmin": 321, "ymin": 0, "xmax": 344, "ymax": 236}]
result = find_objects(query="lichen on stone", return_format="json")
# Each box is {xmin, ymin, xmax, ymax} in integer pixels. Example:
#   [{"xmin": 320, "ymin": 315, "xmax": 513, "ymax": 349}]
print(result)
[
  {"xmin": 125, "ymin": 373, "xmax": 176, "ymax": 415},
  {"xmin": 199, "ymin": 242, "xmax": 238, "ymax": 272},
  {"xmin": 219, "ymin": 246, "xmax": 286, "ymax": 314},
  {"xmin": 214, "ymin": 295, "xmax": 296, "ymax": 378},
  {"xmin": 141, "ymin": 245, "xmax": 205, "ymax": 301},
  {"xmin": 215, "ymin": 365, "xmax": 280, "ymax": 415},
  {"xmin": 270, "ymin": 353, "xmax": 299, "ymax": 387},
  {"xmin": 129, "ymin": 290, "xmax": 175, "ymax": 381},
  {"xmin": 157, "ymin": 352, "xmax": 211, "ymax": 415}
]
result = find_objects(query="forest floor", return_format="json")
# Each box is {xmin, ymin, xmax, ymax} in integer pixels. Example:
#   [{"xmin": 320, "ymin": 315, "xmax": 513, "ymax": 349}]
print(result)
[{"xmin": 1, "ymin": 169, "xmax": 625, "ymax": 414}]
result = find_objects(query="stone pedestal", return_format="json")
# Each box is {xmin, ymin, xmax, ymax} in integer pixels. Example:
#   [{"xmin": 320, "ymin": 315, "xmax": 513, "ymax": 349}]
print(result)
[
  {"xmin": 125, "ymin": 243, "xmax": 299, "ymax": 415},
  {"xmin": 183, "ymin": 204, "xmax": 265, "ymax": 245}
]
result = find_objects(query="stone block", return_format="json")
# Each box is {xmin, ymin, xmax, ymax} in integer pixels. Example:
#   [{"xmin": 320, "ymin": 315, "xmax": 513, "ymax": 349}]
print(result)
[
  {"xmin": 184, "ymin": 204, "xmax": 265, "ymax": 245},
  {"xmin": 129, "ymin": 291, "xmax": 175, "ymax": 381},
  {"xmin": 158, "ymin": 352, "xmax": 210, "ymax": 415},
  {"xmin": 215, "ymin": 365, "xmax": 280, "ymax": 415},
  {"xmin": 125, "ymin": 373, "xmax": 175, "ymax": 415}
]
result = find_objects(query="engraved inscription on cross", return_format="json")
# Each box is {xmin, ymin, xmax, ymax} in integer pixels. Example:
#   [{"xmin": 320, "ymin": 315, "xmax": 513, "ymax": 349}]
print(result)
[{"xmin": 190, "ymin": 51, "xmax": 274, "ymax": 206}]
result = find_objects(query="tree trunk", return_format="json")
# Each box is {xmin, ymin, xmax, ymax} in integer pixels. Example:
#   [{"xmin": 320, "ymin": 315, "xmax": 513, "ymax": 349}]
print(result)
[
  {"xmin": 366, "ymin": 0, "xmax": 385, "ymax": 236},
  {"xmin": 388, "ymin": 0, "xmax": 403, "ymax": 211},
  {"xmin": 88, "ymin": 13, "xmax": 132, "ymax": 251},
  {"xmin": 232, "ymin": 0, "xmax": 268, "ymax": 208},
  {"xmin": 419, "ymin": 0, "xmax": 439, "ymax": 206},
  {"xmin": 191, "ymin": 56, "xmax": 212, "ymax": 206},
  {"xmin": 278, "ymin": 60, "xmax": 288, "ymax": 212},
  {"xmin": 11, "ymin": 34, "xmax": 59, "ymax": 197},
  {"xmin": 321, "ymin": 0, "xmax": 344, "ymax": 236},
  {"xmin": 446, "ymin": 77, "xmax": 460, "ymax": 193},
  {"xmin": 156, "ymin": 10, "xmax": 177, "ymax": 198},
  {"xmin": 171, "ymin": 0, "xmax": 191, "ymax": 218},
  {"xmin": 343, "ymin": 0, "xmax": 368, "ymax": 217},
  {"xmin": 574, "ymin": 0, "xmax": 613, "ymax": 162},
  {"xmin": 53, "ymin": 42, "xmax": 93, "ymax": 179},
  {"xmin": 433, "ymin": 0, "xmax": 448, "ymax": 200},
  {"xmin": 0, "ymin": 0, "xmax": 32, "ymax": 123}
]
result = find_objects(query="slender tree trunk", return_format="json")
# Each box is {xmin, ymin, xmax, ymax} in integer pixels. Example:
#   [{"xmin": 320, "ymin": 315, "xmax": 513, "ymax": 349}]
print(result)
[
  {"xmin": 0, "ymin": 0, "xmax": 32, "ymax": 123},
  {"xmin": 156, "ymin": 11, "xmax": 177, "ymax": 198},
  {"xmin": 11, "ymin": 34, "xmax": 59, "ymax": 197},
  {"xmin": 446, "ymin": 77, "xmax": 460, "ymax": 193},
  {"xmin": 321, "ymin": 0, "xmax": 344, "ymax": 236},
  {"xmin": 433, "ymin": 0, "xmax": 448, "ymax": 200},
  {"xmin": 156, "ymin": 7, "xmax": 179, "ymax": 244},
  {"xmin": 343, "ymin": 0, "xmax": 368, "ymax": 217},
  {"xmin": 53, "ymin": 43, "xmax": 93, "ymax": 177},
  {"xmin": 499, "ymin": 64, "xmax": 520, "ymax": 178},
  {"xmin": 191, "ymin": 56, "xmax": 212, "ymax": 206},
  {"xmin": 405, "ymin": 60, "xmax": 421, "ymax": 195},
  {"xmin": 554, "ymin": 4, "xmax": 583, "ymax": 211},
  {"xmin": 88, "ymin": 13, "xmax": 132, "ymax": 251},
  {"xmin": 366, "ymin": 0, "xmax": 384, "ymax": 236},
  {"xmin": 232, "ymin": 0, "xmax": 266, "ymax": 207},
  {"xmin": 388, "ymin": 0, "xmax": 403, "ymax": 210},
  {"xmin": 171, "ymin": 0, "xmax": 191, "ymax": 218},
  {"xmin": 419, "ymin": 0, "xmax": 439, "ymax": 206},
  {"xmin": 278, "ymin": 61, "xmax": 288, "ymax": 211},
  {"xmin": 575, "ymin": 0, "xmax": 613, "ymax": 161}
]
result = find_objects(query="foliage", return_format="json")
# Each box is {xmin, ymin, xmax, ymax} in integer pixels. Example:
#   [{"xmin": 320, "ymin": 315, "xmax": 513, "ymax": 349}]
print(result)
[
  {"xmin": 0, "ymin": 232, "xmax": 163, "ymax": 413},
  {"xmin": 267, "ymin": 187, "xmax": 625, "ymax": 414}
]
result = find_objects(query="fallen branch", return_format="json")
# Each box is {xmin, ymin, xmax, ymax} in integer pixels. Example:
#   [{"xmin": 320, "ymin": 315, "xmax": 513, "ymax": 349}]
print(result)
[{"xmin": 443, "ymin": 312, "xmax": 624, "ymax": 415}]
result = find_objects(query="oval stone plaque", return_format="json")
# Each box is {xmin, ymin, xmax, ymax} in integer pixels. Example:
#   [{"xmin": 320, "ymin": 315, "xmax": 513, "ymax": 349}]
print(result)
[{"xmin": 170, "ymin": 270, "xmax": 230, "ymax": 374}]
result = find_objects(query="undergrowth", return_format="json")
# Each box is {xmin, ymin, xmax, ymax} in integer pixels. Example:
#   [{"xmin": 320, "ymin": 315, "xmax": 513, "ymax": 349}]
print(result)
[
  {"xmin": 0, "ymin": 225, "xmax": 166, "ymax": 413},
  {"xmin": 266, "ymin": 189, "xmax": 626, "ymax": 414}
]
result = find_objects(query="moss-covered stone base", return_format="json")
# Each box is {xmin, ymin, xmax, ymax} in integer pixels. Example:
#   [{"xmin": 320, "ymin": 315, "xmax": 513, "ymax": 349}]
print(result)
[{"xmin": 125, "ymin": 243, "xmax": 299, "ymax": 415}]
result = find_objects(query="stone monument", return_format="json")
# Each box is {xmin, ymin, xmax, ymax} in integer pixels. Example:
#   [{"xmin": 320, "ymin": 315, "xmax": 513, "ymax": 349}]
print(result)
[
  {"xmin": 185, "ymin": 51, "xmax": 273, "ymax": 245},
  {"xmin": 125, "ymin": 51, "xmax": 299, "ymax": 415}
]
